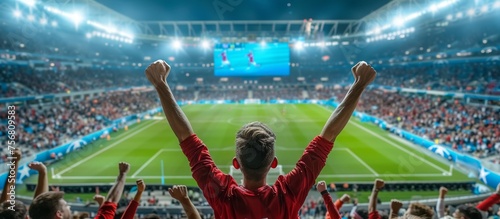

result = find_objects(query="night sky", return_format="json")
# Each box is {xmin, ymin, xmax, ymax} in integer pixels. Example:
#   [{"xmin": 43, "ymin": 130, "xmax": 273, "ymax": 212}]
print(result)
[{"xmin": 96, "ymin": 0, "xmax": 391, "ymax": 21}]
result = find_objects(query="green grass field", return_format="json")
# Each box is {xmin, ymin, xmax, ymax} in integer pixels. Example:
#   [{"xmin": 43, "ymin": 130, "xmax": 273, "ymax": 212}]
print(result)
[{"xmin": 21, "ymin": 104, "xmax": 473, "ymax": 201}]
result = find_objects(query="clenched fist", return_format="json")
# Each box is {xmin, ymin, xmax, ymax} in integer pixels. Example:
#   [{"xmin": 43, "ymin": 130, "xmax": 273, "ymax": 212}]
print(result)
[
  {"xmin": 28, "ymin": 162, "xmax": 47, "ymax": 173},
  {"xmin": 145, "ymin": 60, "xmax": 171, "ymax": 87},
  {"xmin": 351, "ymin": 61, "xmax": 376, "ymax": 87},
  {"xmin": 316, "ymin": 181, "xmax": 327, "ymax": 193},
  {"xmin": 118, "ymin": 162, "xmax": 130, "ymax": 175},
  {"xmin": 374, "ymin": 179, "xmax": 385, "ymax": 190}
]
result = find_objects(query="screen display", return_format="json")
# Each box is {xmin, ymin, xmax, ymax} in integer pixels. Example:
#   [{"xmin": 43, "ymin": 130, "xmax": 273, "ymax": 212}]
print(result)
[{"xmin": 214, "ymin": 43, "xmax": 290, "ymax": 77}]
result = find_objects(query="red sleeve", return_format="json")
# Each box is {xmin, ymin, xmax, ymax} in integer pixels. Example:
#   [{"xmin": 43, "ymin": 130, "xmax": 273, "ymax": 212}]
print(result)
[
  {"xmin": 476, "ymin": 193, "xmax": 500, "ymax": 211},
  {"xmin": 120, "ymin": 200, "xmax": 139, "ymax": 219},
  {"xmin": 180, "ymin": 134, "xmax": 235, "ymax": 204},
  {"xmin": 369, "ymin": 211, "xmax": 381, "ymax": 219},
  {"xmin": 281, "ymin": 136, "xmax": 334, "ymax": 201},
  {"xmin": 94, "ymin": 202, "xmax": 117, "ymax": 219},
  {"xmin": 334, "ymin": 200, "xmax": 343, "ymax": 210},
  {"xmin": 322, "ymin": 193, "xmax": 341, "ymax": 219}
]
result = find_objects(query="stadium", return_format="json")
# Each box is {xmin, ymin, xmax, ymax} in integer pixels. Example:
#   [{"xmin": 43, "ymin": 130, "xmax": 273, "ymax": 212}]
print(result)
[{"xmin": 0, "ymin": 0, "xmax": 499, "ymax": 218}]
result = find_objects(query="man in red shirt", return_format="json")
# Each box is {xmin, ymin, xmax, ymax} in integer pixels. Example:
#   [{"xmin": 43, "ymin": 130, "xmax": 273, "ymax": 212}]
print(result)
[{"xmin": 145, "ymin": 60, "xmax": 376, "ymax": 218}]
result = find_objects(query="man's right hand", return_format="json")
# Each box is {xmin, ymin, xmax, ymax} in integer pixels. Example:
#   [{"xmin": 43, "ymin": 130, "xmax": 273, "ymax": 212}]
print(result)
[
  {"xmin": 118, "ymin": 162, "xmax": 130, "ymax": 175},
  {"xmin": 316, "ymin": 181, "xmax": 327, "ymax": 193},
  {"xmin": 439, "ymin": 186, "xmax": 448, "ymax": 197},
  {"xmin": 145, "ymin": 60, "xmax": 171, "ymax": 87},
  {"xmin": 390, "ymin": 199, "xmax": 403, "ymax": 210},
  {"xmin": 340, "ymin": 194, "xmax": 351, "ymax": 203},
  {"xmin": 136, "ymin": 179, "xmax": 146, "ymax": 193},
  {"xmin": 351, "ymin": 61, "xmax": 376, "ymax": 87},
  {"xmin": 374, "ymin": 179, "xmax": 385, "ymax": 190}
]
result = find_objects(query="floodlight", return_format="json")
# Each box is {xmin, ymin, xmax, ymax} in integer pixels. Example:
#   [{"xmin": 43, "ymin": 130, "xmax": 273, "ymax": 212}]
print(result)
[
  {"xmin": 172, "ymin": 40, "xmax": 182, "ymax": 49},
  {"xmin": 27, "ymin": 14, "xmax": 35, "ymax": 21},
  {"xmin": 13, "ymin": 10, "xmax": 22, "ymax": 18},
  {"xmin": 201, "ymin": 40, "xmax": 210, "ymax": 49},
  {"xmin": 295, "ymin": 41, "xmax": 303, "ymax": 50},
  {"xmin": 393, "ymin": 17, "xmax": 405, "ymax": 27}
]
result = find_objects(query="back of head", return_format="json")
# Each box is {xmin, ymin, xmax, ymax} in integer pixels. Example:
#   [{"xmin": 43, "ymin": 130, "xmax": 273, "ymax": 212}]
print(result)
[
  {"xmin": 235, "ymin": 121, "xmax": 276, "ymax": 181},
  {"xmin": 406, "ymin": 203, "xmax": 434, "ymax": 219},
  {"xmin": 29, "ymin": 191, "xmax": 65, "ymax": 219},
  {"xmin": 456, "ymin": 205, "xmax": 482, "ymax": 219},
  {"xmin": 0, "ymin": 200, "xmax": 27, "ymax": 219}
]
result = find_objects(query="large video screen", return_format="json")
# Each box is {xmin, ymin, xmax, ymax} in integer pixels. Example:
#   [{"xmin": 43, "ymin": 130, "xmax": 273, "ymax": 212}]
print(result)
[{"xmin": 214, "ymin": 43, "xmax": 290, "ymax": 77}]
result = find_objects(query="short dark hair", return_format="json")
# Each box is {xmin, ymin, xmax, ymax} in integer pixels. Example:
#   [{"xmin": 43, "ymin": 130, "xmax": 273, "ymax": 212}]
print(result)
[
  {"xmin": 235, "ymin": 121, "xmax": 276, "ymax": 181},
  {"xmin": 29, "ymin": 191, "xmax": 65, "ymax": 219},
  {"xmin": 407, "ymin": 202, "xmax": 434, "ymax": 219},
  {"xmin": 0, "ymin": 200, "xmax": 27, "ymax": 219},
  {"xmin": 457, "ymin": 205, "xmax": 482, "ymax": 219}
]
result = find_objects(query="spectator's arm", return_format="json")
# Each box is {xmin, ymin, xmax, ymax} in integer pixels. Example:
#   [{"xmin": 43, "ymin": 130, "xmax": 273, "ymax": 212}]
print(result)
[
  {"xmin": 145, "ymin": 60, "xmax": 194, "ymax": 143},
  {"xmin": 334, "ymin": 194, "xmax": 350, "ymax": 210},
  {"xmin": 476, "ymin": 183, "xmax": 500, "ymax": 211},
  {"xmin": 369, "ymin": 179, "xmax": 384, "ymax": 217},
  {"xmin": 169, "ymin": 185, "xmax": 202, "ymax": 219},
  {"xmin": 28, "ymin": 162, "xmax": 48, "ymax": 199},
  {"xmin": 121, "ymin": 179, "xmax": 145, "ymax": 219},
  {"xmin": 0, "ymin": 149, "xmax": 20, "ymax": 203},
  {"xmin": 95, "ymin": 162, "xmax": 129, "ymax": 219},
  {"xmin": 317, "ymin": 181, "xmax": 341, "ymax": 219},
  {"xmin": 390, "ymin": 199, "xmax": 403, "ymax": 219},
  {"xmin": 106, "ymin": 162, "xmax": 129, "ymax": 203},
  {"xmin": 436, "ymin": 186, "xmax": 447, "ymax": 218},
  {"xmin": 320, "ymin": 61, "xmax": 376, "ymax": 142}
]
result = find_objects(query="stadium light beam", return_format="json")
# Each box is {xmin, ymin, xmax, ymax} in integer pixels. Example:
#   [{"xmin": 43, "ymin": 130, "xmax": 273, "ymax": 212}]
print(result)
[
  {"xmin": 172, "ymin": 40, "xmax": 182, "ymax": 49},
  {"xmin": 13, "ymin": 10, "xmax": 22, "ymax": 18},
  {"xmin": 393, "ymin": 17, "xmax": 405, "ymax": 27},
  {"xmin": 201, "ymin": 40, "xmax": 210, "ymax": 49},
  {"xmin": 495, "ymin": 1, "xmax": 500, "ymax": 8},
  {"xmin": 19, "ymin": 0, "xmax": 36, "ymax": 7},
  {"xmin": 70, "ymin": 11, "xmax": 84, "ymax": 25},
  {"xmin": 295, "ymin": 41, "xmax": 304, "ymax": 50}
]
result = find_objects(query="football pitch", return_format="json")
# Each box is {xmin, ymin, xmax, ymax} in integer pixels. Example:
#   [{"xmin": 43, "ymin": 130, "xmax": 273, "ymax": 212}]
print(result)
[{"xmin": 26, "ymin": 104, "xmax": 471, "ymax": 185}]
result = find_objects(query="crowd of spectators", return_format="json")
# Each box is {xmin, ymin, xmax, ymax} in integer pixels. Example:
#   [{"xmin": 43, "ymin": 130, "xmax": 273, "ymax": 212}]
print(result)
[{"xmin": 0, "ymin": 90, "xmax": 159, "ymax": 163}]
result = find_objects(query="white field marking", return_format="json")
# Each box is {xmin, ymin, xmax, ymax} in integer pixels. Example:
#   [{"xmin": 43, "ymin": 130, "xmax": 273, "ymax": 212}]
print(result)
[
  {"xmin": 57, "ymin": 173, "xmax": 451, "ymax": 180},
  {"xmin": 344, "ymin": 148, "xmax": 379, "ymax": 176},
  {"xmin": 131, "ymin": 149, "xmax": 166, "ymax": 178},
  {"xmin": 317, "ymin": 105, "xmax": 448, "ymax": 173},
  {"xmin": 131, "ymin": 146, "xmax": 236, "ymax": 177},
  {"xmin": 56, "ymin": 121, "xmax": 161, "ymax": 176},
  {"xmin": 57, "ymin": 175, "xmax": 195, "ymax": 180}
]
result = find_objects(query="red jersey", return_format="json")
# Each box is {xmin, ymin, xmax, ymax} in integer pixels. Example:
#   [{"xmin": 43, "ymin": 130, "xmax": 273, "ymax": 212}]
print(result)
[
  {"xmin": 323, "ymin": 192, "xmax": 341, "ymax": 219},
  {"xmin": 121, "ymin": 200, "xmax": 139, "ymax": 219},
  {"xmin": 94, "ymin": 202, "xmax": 117, "ymax": 219},
  {"xmin": 180, "ymin": 134, "xmax": 334, "ymax": 219}
]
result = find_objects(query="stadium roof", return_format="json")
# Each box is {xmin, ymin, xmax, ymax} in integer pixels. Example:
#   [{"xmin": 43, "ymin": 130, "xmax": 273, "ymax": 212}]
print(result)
[{"xmin": 95, "ymin": 0, "xmax": 392, "ymax": 21}]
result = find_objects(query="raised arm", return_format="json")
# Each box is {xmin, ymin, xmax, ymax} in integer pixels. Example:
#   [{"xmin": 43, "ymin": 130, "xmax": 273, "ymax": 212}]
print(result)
[
  {"xmin": 95, "ymin": 162, "xmax": 130, "ymax": 219},
  {"xmin": 476, "ymin": 183, "xmax": 500, "ymax": 212},
  {"xmin": 390, "ymin": 199, "xmax": 403, "ymax": 219},
  {"xmin": 369, "ymin": 179, "xmax": 385, "ymax": 219},
  {"xmin": 121, "ymin": 179, "xmax": 146, "ymax": 219},
  {"xmin": 28, "ymin": 162, "xmax": 48, "ymax": 199},
  {"xmin": 145, "ymin": 60, "xmax": 194, "ymax": 142},
  {"xmin": 317, "ymin": 181, "xmax": 341, "ymax": 219},
  {"xmin": 320, "ymin": 61, "xmax": 376, "ymax": 142},
  {"xmin": 334, "ymin": 194, "xmax": 350, "ymax": 210},
  {"xmin": 169, "ymin": 185, "xmax": 202, "ymax": 219},
  {"xmin": 436, "ymin": 186, "xmax": 447, "ymax": 218},
  {"xmin": 0, "ymin": 149, "xmax": 21, "ymax": 203}
]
